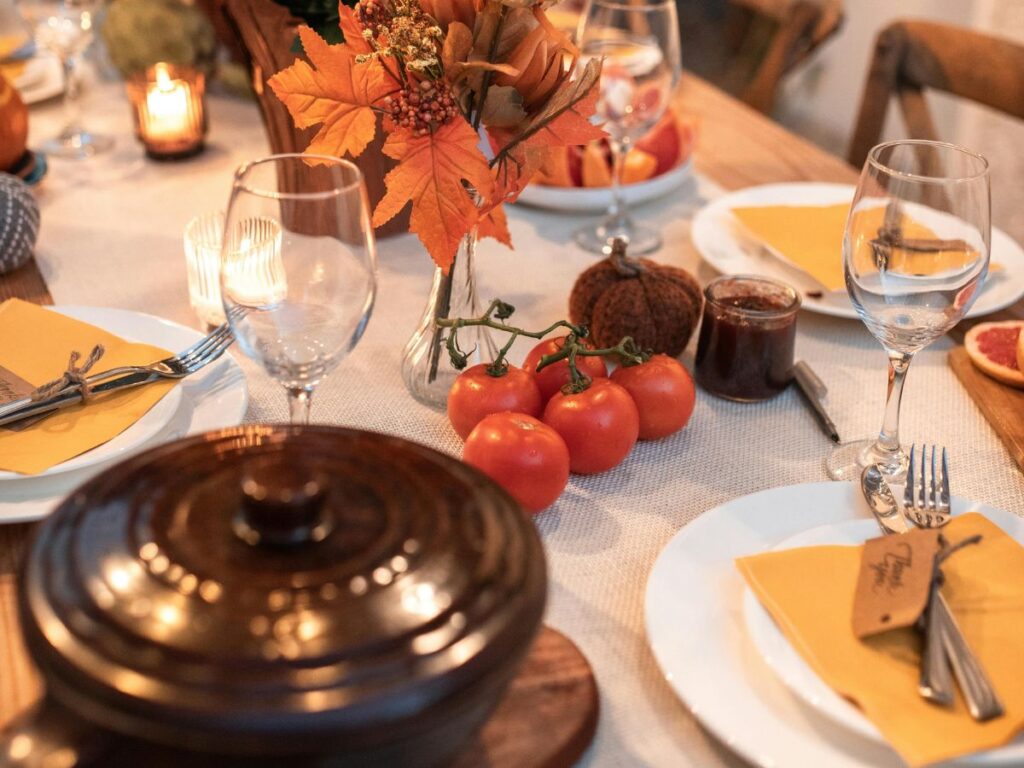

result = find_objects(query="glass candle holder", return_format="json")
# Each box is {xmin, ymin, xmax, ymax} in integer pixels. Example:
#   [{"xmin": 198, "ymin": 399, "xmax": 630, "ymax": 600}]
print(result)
[
  {"xmin": 183, "ymin": 211, "xmax": 227, "ymax": 328},
  {"xmin": 184, "ymin": 211, "xmax": 287, "ymax": 329},
  {"xmin": 694, "ymin": 275, "xmax": 800, "ymax": 402},
  {"xmin": 127, "ymin": 63, "xmax": 206, "ymax": 160}
]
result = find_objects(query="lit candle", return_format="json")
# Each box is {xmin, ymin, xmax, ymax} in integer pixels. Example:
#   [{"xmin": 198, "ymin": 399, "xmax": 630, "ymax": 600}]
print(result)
[
  {"xmin": 127, "ymin": 63, "xmax": 207, "ymax": 160},
  {"xmin": 145, "ymin": 64, "xmax": 191, "ymax": 140}
]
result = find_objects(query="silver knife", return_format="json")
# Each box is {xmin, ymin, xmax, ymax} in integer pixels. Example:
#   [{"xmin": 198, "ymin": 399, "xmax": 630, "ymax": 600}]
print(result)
[{"xmin": 0, "ymin": 371, "xmax": 162, "ymax": 427}]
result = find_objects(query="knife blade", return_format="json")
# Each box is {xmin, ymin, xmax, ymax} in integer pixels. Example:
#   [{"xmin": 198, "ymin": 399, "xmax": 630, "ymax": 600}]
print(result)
[{"xmin": 0, "ymin": 371, "xmax": 162, "ymax": 428}]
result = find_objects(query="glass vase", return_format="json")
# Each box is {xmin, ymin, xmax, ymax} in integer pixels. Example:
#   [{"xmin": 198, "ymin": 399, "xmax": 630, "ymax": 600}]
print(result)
[{"xmin": 402, "ymin": 228, "xmax": 497, "ymax": 409}]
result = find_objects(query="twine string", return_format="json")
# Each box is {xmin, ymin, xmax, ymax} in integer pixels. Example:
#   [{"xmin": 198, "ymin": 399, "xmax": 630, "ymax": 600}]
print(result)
[{"xmin": 29, "ymin": 345, "xmax": 106, "ymax": 402}]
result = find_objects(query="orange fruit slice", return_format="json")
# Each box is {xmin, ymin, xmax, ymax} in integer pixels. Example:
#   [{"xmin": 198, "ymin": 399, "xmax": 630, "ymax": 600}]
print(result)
[
  {"xmin": 621, "ymin": 149, "xmax": 658, "ymax": 184},
  {"xmin": 964, "ymin": 320, "xmax": 1024, "ymax": 389}
]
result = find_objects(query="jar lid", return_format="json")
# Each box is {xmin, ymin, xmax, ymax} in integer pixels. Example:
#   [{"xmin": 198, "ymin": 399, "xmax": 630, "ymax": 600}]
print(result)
[{"xmin": 20, "ymin": 426, "xmax": 546, "ymax": 753}]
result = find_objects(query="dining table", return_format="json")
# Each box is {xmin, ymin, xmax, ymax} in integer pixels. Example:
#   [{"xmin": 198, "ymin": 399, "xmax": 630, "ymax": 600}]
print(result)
[{"xmin": 2, "ymin": 70, "xmax": 1023, "ymax": 767}]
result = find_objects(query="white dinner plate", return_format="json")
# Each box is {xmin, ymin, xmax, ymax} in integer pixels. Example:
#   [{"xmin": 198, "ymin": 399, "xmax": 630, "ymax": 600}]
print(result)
[
  {"xmin": 644, "ymin": 481, "xmax": 1021, "ymax": 768},
  {"xmin": 690, "ymin": 182, "xmax": 1024, "ymax": 320},
  {"xmin": 514, "ymin": 158, "xmax": 692, "ymax": 213},
  {"xmin": 0, "ymin": 307, "xmax": 247, "ymax": 523},
  {"xmin": 743, "ymin": 514, "xmax": 1024, "ymax": 765}
]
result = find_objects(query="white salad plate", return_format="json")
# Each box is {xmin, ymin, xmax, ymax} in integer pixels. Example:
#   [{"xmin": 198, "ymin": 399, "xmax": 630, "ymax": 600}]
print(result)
[
  {"xmin": 515, "ymin": 159, "xmax": 692, "ymax": 213},
  {"xmin": 690, "ymin": 182, "xmax": 1024, "ymax": 320},
  {"xmin": 0, "ymin": 307, "xmax": 247, "ymax": 523},
  {"xmin": 645, "ymin": 481, "xmax": 1021, "ymax": 768},
  {"xmin": 15, "ymin": 52, "xmax": 63, "ymax": 105}
]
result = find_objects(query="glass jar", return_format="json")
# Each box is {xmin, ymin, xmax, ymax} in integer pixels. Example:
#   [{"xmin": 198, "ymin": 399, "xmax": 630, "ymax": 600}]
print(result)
[{"xmin": 694, "ymin": 275, "xmax": 800, "ymax": 402}]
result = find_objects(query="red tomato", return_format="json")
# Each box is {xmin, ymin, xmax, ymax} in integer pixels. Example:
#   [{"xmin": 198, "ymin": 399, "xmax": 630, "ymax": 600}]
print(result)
[
  {"xmin": 523, "ymin": 336, "xmax": 608, "ymax": 402},
  {"xmin": 448, "ymin": 364, "xmax": 543, "ymax": 440},
  {"xmin": 463, "ymin": 413, "xmax": 571, "ymax": 513},
  {"xmin": 611, "ymin": 355, "xmax": 696, "ymax": 440},
  {"xmin": 543, "ymin": 379, "xmax": 639, "ymax": 474}
]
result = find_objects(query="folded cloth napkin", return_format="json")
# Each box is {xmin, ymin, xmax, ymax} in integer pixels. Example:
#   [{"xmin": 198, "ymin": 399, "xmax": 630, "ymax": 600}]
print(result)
[
  {"xmin": 737, "ymin": 513, "xmax": 1024, "ymax": 767},
  {"xmin": 0, "ymin": 299, "xmax": 176, "ymax": 475},
  {"xmin": 731, "ymin": 203, "xmax": 988, "ymax": 293}
]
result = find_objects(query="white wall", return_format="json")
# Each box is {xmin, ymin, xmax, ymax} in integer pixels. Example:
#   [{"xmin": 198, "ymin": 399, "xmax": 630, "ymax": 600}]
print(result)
[{"xmin": 771, "ymin": 0, "xmax": 1024, "ymax": 241}]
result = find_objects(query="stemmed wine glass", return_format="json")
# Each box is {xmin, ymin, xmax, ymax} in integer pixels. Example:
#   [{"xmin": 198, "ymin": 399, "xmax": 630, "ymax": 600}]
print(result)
[
  {"xmin": 574, "ymin": 0, "xmax": 681, "ymax": 255},
  {"xmin": 220, "ymin": 154, "xmax": 377, "ymax": 424},
  {"xmin": 826, "ymin": 140, "xmax": 990, "ymax": 480},
  {"xmin": 18, "ymin": 0, "xmax": 112, "ymax": 158}
]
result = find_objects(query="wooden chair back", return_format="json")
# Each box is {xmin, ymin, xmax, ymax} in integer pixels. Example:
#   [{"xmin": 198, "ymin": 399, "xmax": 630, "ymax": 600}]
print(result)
[
  {"xmin": 848, "ymin": 20, "xmax": 1024, "ymax": 168},
  {"xmin": 726, "ymin": 0, "xmax": 844, "ymax": 113},
  {"xmin": 210, "ymin": 0, "xmax": 408, "ymax": 237}
]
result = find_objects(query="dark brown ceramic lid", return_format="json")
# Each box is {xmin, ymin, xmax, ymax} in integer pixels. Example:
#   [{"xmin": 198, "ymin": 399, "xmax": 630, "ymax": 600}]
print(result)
[{"xmin": 19, "ymin": 425, "xmax": 547, "ymax": 753}]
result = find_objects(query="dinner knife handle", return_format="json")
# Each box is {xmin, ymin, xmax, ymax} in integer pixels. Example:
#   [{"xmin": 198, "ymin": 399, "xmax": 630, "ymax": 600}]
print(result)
[
  {"xmin": 936, "ymin": 592, "xmax": 1004, "ymax": 721},
  {"xmin": 0, "ymin": 373, "xmax": 156, "ymax": 427},
  {"xmin": 918, "ymin": 584, "xmax": 954, "ymax": 706}
]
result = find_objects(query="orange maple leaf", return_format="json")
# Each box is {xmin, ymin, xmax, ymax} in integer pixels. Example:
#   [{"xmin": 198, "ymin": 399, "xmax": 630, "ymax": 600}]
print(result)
[
  {"xmin": 478, "ymin": 203, "xmax": 511, "ymax": 248},
  {"xmin": 490, "ymin": 59, "xmax": 605, "ymax": 201},
  {"xmin": 268, "ymin": 26, "xmax": 394, "ymax": 159},
  {"xmin": 373, "ymin": 118, "xmax": 494, "ymax": 272},
  {"xmin": 337, "ymin": 3, "xmax": 371, "ymax": 54}
]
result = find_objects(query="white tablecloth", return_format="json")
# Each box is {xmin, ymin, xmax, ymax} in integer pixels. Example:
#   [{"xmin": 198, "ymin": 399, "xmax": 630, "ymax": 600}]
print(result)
[{"xmin": 23, "ymin": 83, "xmax": 1024, "ymax": 768}]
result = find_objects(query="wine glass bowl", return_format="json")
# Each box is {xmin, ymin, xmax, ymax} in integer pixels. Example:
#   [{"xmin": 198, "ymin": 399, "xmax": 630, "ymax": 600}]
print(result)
[
  {"xmin": 827, "ymin": 140, "xmax": 990, "ymax": 481},
  {"xmin": 19, "ymin": 0, "xmax": 113, "ymax": 158},
  {"xmin": 220, "ymin": 154, "xmax": 377, "ymax": 424},
  {"xmin": 574, "ymin": 0, "xmax": 681, "ymax": 256}
]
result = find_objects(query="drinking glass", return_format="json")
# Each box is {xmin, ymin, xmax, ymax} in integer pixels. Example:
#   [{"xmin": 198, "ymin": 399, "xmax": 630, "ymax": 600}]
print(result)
[
  {"xmin": 826, "ymin": 140, "xmax": 990, "ymax": 480},
  {"xmin": 19, "ymin": 0, "xmax": 113, "ymax": 157},
  {"xmin": 574, "ymin": 0, "xmax": 681, "ymax": 255},
  {"xmin": 220, "ymin": 154, "xmax": 377, "ymax": 424}
]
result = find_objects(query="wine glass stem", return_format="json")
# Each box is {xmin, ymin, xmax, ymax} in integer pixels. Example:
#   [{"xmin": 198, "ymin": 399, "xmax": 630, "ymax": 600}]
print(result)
[
  {"xmin": 875, "ymin": 350, "xmax": 913, "ymax": 462},
  {"xmin": 605, "ymin": 136, "xmax": 630, "ymax": 232},
  {"xmin": 287, "ymin": 387, "xmax": 313, "ymax": 424},
  {"xmin": 60, "ymin": 53, "xmax": 83, "ymax": 136}
]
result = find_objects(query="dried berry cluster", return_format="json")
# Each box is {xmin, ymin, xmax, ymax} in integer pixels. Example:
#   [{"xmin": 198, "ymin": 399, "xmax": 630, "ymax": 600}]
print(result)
[
  {"xmin": 355, "ymin": 0, "xmax": 392, "ymax": 37},
  {"xmin": 384, "ymin": 80, "xmax": 459, "ymax": 135}
]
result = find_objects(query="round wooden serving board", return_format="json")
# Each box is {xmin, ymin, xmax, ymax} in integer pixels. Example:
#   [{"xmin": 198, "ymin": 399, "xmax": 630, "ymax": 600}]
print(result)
[{"xmin": 451, "ymin": 626, "xmax": 599, "ymax": 768}]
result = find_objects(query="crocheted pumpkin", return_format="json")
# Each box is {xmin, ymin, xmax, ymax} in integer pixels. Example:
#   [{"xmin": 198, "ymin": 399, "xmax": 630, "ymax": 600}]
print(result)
[
  {"xmin": 569, "ymin": 238, "xmax": 702, "ymax": 357},
  {"xmin": 0, "ymin": 174, "xmax": 40, "ymax": 275}
]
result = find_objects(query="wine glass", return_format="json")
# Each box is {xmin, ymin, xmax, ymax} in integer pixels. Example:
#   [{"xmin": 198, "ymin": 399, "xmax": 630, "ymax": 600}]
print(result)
[
  {"xmin": 826, "ymin": 140, "xmax": 990, "ymax": 481},
  {"xmin": 18, "ymin": 0, "xmax": 113, "ymax": 158},
  {"xmin": 574, "ymin": 0, "xmax": 681, "ymax": 255},
  {"xmin": 220, "ymin": 154, "xmax": 377, "ymax": 424}
]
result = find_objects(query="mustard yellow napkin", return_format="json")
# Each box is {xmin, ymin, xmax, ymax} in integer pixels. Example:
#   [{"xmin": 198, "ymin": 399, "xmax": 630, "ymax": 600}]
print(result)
[
  {"xmin": 0, "ymin": 299, "xmax": 176, "ymax": 475},
  {"xmin": 737, "ymin": 513, "xmax": 1024, "ymax": 767},
  {"xmin": 731, "ymin": 203, "xmax": 991, "ymax": 292}
]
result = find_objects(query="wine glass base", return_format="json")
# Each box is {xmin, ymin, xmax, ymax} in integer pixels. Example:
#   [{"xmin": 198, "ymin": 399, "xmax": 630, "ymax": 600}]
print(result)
[
  {"xmin": 42, "ymin": 130, "xmax": 114, "ymax": 159},
  {"xmin": 573, "ymin": 220, "xmax": 662, "ymax": 256},
  {"xmin": 825, "ymin": 438, "xmax": 909, "ymax": 482}
]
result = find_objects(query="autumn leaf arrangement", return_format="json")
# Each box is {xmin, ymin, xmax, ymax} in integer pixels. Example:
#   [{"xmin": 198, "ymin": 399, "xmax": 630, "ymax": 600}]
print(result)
[{"xmin": 270, "ymin": 0, "xmax": 605, "ymax": 273}]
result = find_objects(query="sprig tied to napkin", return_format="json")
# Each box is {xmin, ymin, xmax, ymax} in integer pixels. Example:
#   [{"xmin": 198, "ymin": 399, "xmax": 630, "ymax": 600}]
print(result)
[{"xmin": 0, "ymin": 299, "xmax": 175, "ymax": 475}]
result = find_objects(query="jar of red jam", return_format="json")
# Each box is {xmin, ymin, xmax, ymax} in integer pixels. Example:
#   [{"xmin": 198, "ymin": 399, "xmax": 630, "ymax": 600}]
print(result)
[{"xmin": 695, "ymin": 275, "xmax": 800, "ymax": 402}]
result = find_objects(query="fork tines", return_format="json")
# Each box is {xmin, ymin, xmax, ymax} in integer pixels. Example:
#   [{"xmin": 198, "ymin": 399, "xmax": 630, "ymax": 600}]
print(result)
[{"xmin": 904, "ymin": 444, "xmax": 950, "ymax": 528}]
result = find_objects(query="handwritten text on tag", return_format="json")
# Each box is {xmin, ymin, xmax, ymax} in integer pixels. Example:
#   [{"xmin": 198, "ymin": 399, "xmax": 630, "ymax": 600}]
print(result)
[{"xmin": 852, "ymin": 528, "xmax": 940, "ymax": 638}]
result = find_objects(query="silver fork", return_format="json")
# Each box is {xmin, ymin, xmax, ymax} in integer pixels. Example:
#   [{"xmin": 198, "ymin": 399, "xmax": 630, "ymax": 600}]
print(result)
[
  {"xmin": 905, "ymin": 444, "xmax": 1004, "ymax": 721},
  {"xmin": 0, "ymin": 320, "xmax": 237, "ymax": 426}
]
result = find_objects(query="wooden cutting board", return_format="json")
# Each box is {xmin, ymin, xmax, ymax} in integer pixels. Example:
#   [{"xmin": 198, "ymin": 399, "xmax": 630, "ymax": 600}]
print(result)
[{"xmin": 949, "ymin": 347, "xmax": 1024, "ymax": 472}]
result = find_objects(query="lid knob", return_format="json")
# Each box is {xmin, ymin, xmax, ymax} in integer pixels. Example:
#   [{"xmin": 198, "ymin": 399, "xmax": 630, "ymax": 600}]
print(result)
[{"xmin": 233, "ymin": 457, "xmax": 333, "ymax": 547}]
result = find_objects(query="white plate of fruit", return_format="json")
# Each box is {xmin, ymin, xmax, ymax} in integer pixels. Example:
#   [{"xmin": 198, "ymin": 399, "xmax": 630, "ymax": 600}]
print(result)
[{"xmin": 515, "ymin": 110, "xmax": 696, "ymax": 213}]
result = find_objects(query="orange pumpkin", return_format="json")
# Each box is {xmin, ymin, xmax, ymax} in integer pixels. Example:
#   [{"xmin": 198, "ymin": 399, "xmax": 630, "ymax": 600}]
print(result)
[{"xmin": 0, "ymin": 71, "xmax": 28, "ymax": 172}]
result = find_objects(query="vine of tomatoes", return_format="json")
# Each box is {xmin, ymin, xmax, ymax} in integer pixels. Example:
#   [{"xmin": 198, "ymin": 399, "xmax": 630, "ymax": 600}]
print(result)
[{"xmin": 440, "ymin": 300, "xmax": 696, "ymax": 513}]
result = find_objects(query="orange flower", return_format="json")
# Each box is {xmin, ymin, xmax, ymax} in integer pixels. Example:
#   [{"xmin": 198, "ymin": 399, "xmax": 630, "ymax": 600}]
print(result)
[
  {"xmin": 419, "ymin": 0, "xmax": 479, "ymax": 30},
  {"xmin": 494, "ymin": 9, "xmax": 575, "ymax": 110}
]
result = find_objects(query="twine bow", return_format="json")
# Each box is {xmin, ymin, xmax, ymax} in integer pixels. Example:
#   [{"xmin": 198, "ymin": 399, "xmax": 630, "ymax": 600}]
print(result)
[{"xmin": 29, "ymin": 345, "xmax": 106, "ymax": 402}]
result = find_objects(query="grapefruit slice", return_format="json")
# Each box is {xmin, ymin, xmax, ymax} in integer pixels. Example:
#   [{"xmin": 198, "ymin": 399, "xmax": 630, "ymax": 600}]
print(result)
[{"xmin": 964, "ymin": 320, "xmax": 1024, "ymax": 389}]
